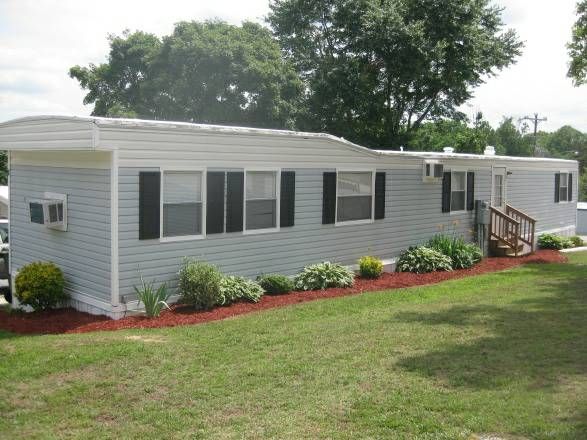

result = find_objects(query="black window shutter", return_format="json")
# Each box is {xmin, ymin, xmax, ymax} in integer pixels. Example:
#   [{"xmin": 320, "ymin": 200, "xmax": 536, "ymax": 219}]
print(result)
[
  {"xmin": 226, "ymin": 171, "xmax": 244, "ymax": 232},
  {"xmin": 466, "ymin": 171, "xmax": 475, "ymax": 211},
  {"xmin": 442, "ymin": 171, "xmax": 451, "ymax": 213},
  {"xmin": 139, "ymin": 171, "xmax": 160, "ymax": 240},
  {"xmin": 554, "ymin": 173, "xmax": 560, "ymax": 203},
  {"xmin": 322, "ymin": 172, "xmax": 337, "ymax": 224},
  {"xmin": 568, "ymin": 173, "xmax": 573, "ymax": 201},
  {"xmin": 374, "ymin": 172, "xmax": 386, "ymax": 219},
  {"xmin": 206, "ymin": 172, "xmax": 225, "ymax": 234},
  {"xmin": 280, "ymin": 171, "xmax": 295, "ymax": 227}
]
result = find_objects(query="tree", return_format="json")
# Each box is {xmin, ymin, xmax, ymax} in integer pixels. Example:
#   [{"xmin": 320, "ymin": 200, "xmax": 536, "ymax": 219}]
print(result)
[
  {"xmin": 568, "ymin": 0, "xmax": 587, "ymax": 85},
  {"xmin": 492, "ymin": 117, "xmax": 533, "ymax": 157},
  {"xmin": 268, "ymin": 0, "xmax": 522, "ymax": 148},
  {"xmin": 544, "ymin": 125, "xmax": 587, "ymax": 168},
  {"xmin": 70, "ymin": 21, "xmax": 303, "ymax": 129}
]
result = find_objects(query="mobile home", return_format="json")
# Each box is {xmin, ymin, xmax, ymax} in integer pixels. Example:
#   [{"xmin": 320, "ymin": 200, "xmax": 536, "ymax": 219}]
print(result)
[{"xmin": 0, "ymin": 116, "xmax": 578, "ymax": 318}]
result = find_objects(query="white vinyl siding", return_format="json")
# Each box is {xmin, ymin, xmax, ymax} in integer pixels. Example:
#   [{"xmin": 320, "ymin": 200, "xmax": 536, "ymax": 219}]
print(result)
[
  {"xmin": 336, "ymin": 171, "xmax": 373, "ymax": 223},
  {"xmin": 245, "ymin": 171, "xmax": 277, "ymax": 231},
  {"xmin": 451, "ymin": 171, "xmax": 466, "ymax": 212},
  {"xmin": 162, "ymin": 171, "xmax": 203, "ymax": 238}
]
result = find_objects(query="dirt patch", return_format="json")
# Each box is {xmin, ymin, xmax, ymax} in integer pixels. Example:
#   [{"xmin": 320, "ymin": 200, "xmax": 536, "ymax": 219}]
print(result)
[{"xmin": 0, "ymin": 250, "xmax": 567, "ymax": 335}]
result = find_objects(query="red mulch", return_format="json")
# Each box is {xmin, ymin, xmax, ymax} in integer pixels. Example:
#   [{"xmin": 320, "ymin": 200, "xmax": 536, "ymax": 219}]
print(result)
[{"xmin": 0, "ymin": 250, "xmax": 566, "ymax": 335}]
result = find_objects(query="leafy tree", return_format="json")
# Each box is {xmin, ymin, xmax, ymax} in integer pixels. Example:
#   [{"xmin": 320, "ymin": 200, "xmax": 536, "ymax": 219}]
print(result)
[
  {"xmin": 492, "ymin": 117, "xmax": 533, "ymax": 157},
  {"xmin": 579, "ymin": 168, "xmax": 587, "ymax": 201},
  {"xmin": 0, "ymin": 151, "xmax": 7, "ymax": 185},
  {"xmin": 568, "ymin": 0, "xmax": 587, "ymax": 85},
  {"xmin": 70, "ymin": 21, "xmax": 303, "ymax": 129},
  {"xmin": 543, "ymin": 125, "xmax": 587, "ymax": 168},
  {"xmin": 268, "ymin": 0, "xmax": 522, "ymax": 147}
]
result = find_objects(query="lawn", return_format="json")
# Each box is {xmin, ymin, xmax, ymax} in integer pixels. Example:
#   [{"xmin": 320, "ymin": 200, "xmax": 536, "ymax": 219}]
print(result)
[{"xmin": 1, "ymin": 252, "xmax": 586, "ymax": 439}]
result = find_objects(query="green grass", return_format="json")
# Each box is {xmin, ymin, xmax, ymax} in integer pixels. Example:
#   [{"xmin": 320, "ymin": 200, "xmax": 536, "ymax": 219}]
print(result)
[{"xmin": 1, "ymin": 252, "xmax": 586, "ymax": 439}]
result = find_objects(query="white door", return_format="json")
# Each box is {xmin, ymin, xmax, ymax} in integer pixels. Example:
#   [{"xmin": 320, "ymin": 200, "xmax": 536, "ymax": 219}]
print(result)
[{"xmin": 492, "ymin": 167, "xmax": 507, "ymax": 210}]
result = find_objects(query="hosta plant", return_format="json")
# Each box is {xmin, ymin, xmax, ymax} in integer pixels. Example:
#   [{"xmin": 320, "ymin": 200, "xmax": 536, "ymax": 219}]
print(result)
[
  {"xmin": 219, "ymin": 276, "xmax": 265, "ymax": 305},
  {"xmin": 294, "ymin": 262, "xmax": 354, "ymax": 291},
  {"xmin": 396, "ymin": 246, "xmax": 453, "ymax": 274}
]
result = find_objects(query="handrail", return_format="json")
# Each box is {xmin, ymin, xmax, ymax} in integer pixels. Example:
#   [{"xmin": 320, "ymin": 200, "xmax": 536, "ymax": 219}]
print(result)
[
  {"xmin": 505, "ymin": 204, "xmax": 537, "ymax": 251},
  {"xmin": 489, "ymin": 207, "xmax": 520, "ymax": 256}
]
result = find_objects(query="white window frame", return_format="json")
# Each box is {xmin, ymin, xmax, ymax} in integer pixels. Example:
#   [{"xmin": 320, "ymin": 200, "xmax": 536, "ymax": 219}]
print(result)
[
  {"xmin": 159, "ymin": 167, "xmax": 207, "ymax": 243},
  {"xmin": 559, "ymin": 171, "xmax": 570, "ymax": 203},
  {"xmin": 243, "ymin": 168, "xmax": 281, "ymax": 235},
  {"xmin": 449, "ymin": 168, "xmax": 468, "ymax": 214},
  {"xmin": 334, "ymin": 168, "xmax": 376, "ymax": 226}
]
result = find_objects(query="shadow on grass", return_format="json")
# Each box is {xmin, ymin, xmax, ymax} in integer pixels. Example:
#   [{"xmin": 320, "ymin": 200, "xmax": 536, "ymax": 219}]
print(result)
[{"xmin": 394, "ymin": 260, "xmax": 587, "ymax": 392}]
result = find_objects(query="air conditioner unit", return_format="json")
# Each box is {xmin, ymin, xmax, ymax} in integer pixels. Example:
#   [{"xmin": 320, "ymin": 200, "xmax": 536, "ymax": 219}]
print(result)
[
  {"xmin": 28, "ymin": 193, "xmax": 67, "ymax": 231},
  {"xmin": 422, "ymin": 160, "xmax": 443, "ymax": 183}
]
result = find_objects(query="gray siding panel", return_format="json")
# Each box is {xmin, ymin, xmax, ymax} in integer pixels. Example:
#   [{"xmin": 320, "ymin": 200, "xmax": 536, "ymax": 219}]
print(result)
[
  {"xmin": 10, "ymin": 165, "xmax": 111, "ymax": 301},
  {"xmin": 506, "ymin": 169, "xmax": 577, "ymax": 233},
  {"xmin": 117, "ymin": 166, "xmax": 491, "ymax": 297}
]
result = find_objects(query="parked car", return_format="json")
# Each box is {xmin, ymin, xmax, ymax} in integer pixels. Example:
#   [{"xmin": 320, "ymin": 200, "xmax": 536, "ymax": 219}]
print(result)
[{"xmin": 0, "ymin": 219, "xmax": 10, "ymax": 303}]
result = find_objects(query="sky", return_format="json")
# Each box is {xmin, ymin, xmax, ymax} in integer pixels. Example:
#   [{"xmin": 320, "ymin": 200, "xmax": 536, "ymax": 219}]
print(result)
[{"xmin": 0, "ymin": 0, "xmax": 585, "ymax": 133}]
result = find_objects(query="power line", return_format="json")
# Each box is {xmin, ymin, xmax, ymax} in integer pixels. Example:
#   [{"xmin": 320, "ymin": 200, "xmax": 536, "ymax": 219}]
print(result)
[{"xmin": 519, "ymin": 113, "xmax": 547, "ymax": 155}]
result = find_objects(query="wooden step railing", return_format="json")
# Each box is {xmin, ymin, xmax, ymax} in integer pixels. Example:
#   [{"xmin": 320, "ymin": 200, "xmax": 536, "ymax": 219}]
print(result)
[
  {"xmin": 490, "ymin": 207, "xmax": 521, "ymax": 256},
  {"xmin": 505, "ymin": 204, "xmax": 536, "ymax": 252}
]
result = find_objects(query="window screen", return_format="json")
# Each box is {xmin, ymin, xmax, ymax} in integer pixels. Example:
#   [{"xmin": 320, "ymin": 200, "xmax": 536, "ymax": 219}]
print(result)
[
  {"xmin": 559, "ymin": 172, "xmax": 569, "ymax": 202},
  {"xmin": 337, "ymin": 172, "xmax": 373, "ymax": 222},
  {"xmin": 246, "ymin": 171, "xmax": 277, "ymax": 230},
  {"xmin": 451, "ymin": 171, "xmax": 466, "ymax": 211},
  {"xmin": 30, "ymin": 202, "xmax": 44, "ymax": 224},
  {"xmin": 162, "ymin": 171, "xmax": 203, "ymax": 237}
]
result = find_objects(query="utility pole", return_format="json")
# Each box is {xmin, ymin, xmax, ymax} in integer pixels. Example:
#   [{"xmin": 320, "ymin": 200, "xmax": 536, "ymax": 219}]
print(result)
[{"xmin": 519, "ymin": 113, "xmax": 547, "ymax": 155}]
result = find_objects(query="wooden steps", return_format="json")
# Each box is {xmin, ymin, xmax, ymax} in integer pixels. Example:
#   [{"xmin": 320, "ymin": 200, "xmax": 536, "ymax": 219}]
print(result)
[{"xmin": 489, "ymin": 204, "xmax": 537, "ymax": 258}]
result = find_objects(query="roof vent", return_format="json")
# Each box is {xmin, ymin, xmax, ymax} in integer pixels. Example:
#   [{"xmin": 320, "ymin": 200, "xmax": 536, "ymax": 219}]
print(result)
[
  {"xmin": 443, "ymin": 147, "xmax": 454, "ymax": 154},
  {"xmin": 484, "ymin": 145, "xmax": 496, "ymax": 156}
]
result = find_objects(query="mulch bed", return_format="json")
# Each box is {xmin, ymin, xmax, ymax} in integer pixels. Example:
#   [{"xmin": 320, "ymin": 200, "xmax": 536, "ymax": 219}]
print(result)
[{"xmin": 0, "ymin": 250, "xmax": 566, "ymax": 336}]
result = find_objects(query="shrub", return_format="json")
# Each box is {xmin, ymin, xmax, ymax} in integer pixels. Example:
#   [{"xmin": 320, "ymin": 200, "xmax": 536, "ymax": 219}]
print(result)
[
  {"xmin": 358, "ymin": 256, "xmax": 383, "ymax": 279},
  {"xmin": 219, "ymin": 276, "xmax": 265, "ymax": 305},
  {"xmin": 427, "ymin": 234, "xmax": 483, "ymax": 269},
  {"xmin": 570, "ymin": 235, "xmax": 585, "ymax": 247},
  {"xmin": 133, "ymin": 275, "xmax": 170, "ymax": 318},
  {"xmin": 396, "ymin": 246, "xmax": 453, "ymax": 274},
  {"xmin": 14, "ymin": 261, "xmax": 67, "ymax": 311},
  {"xmin": 538, "ymin": 233, "xmax": 569, "ymax": 250},
  {"xmin": 294, "ymin": 262, "xmax": 354, "ymax": 291},
  {"xmin": 256, "ymin": 274, "xmax": 294, "ymax": 295},
  {"xmin": 178, "ymin": 259, "xmax": 223, "ymax": 310}
]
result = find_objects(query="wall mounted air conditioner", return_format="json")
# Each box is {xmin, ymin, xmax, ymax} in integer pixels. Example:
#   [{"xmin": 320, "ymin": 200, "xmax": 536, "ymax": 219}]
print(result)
[
  {"xmin": 422, "ymin": 160, "xmax": 443, "ymax": 183},
  {"xmin": 28, "ymin": 193, "xmax": 68, "ymax": 231}
]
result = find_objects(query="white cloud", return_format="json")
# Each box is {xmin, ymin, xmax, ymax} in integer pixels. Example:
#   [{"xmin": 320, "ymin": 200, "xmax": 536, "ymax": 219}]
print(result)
[{"xmin": 0, "ymin": 0, "xmax": 585, "ymax": 132}]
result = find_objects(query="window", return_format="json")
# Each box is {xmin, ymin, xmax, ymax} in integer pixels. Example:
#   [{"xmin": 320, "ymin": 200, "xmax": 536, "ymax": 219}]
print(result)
[
  {"xmin": 559, "ymin": 172, "xmax": 569, "ymax": 202},
  {"xmin": 162, "ymin": 171, "xmax": 203, "ymax": 238},
  {"xmin": 337, "ymin": 171, "xmax": 373, "ymax": 223},
  {"xmin": 246, "ymin": 171, "xmax": 277, "ymax": 231},
  {"xmin": 451, "ymin": 171, "xmax": 466, "ymax": 212},
  {"xmin": 493, "ymin": 174, "xmax": 504, "ymax": 207},
  {"xmin": 28, "ymin": 193, "xmax": 67, "ymax": 231}
]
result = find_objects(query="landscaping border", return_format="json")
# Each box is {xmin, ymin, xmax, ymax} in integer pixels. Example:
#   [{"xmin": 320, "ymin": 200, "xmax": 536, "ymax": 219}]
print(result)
[{"xmin": 0, "ymin": 250, "xmax": 567, "ymax": 335}]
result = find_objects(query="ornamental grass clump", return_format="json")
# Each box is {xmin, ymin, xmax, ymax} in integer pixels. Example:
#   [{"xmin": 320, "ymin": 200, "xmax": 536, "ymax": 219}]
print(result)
[
  {"xmin": 294, "ymin": 262, "xmax": 354, "ymax": 291},
  {"xmin": 133, "ymin": 274, "xmax": 170, "ymax": 318},
  {"xmin": 219, "ymin": 276, "xmax": 265, "ymax": 305},
  {"xmin": 358, "ymin": 256, "xmax": 384, "ymax": 279},
  {"xmin": 15, "ymin": 261, "xmax": 67, "ymax": 311},
  {"xmin": 396, "ymin": 246, "xmax": 453, "ymax": 274}
]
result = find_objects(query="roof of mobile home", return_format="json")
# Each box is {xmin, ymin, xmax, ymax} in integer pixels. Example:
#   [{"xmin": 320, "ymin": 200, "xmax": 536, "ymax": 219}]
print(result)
[{"xmin": 0, "ymin": 115, "xmax": 579, "ymax": 166}]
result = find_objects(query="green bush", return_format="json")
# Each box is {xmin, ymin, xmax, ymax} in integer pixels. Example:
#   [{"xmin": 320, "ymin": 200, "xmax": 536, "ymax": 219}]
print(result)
[
  {"xmin": 256, "ymin": 274, "xmax": 294, "ymax": 295},
  {"xmin": 219, "ymin": 276, "xmax": 265, "ymax": 305},
  {"xmin": 396, "ymin": 246, "xmax": 453, "ymax": 274},
  {"xmin": 178, "ymin": 259, "xmax": 223, "ymax": 310},
  {"xmin": 427, "ymin": 234, "xmax": 482, "ymax": 269},
  {"xmin": 133, "ymin": 275, "xmax": 170, "ymax": 318},
  {"xmin": 294, "ymin": 262, "xmax": 354, "ymax": 291},
  {"xmin": 358, "ymin": 256, "xmax": 383, "ymax": 279},
  {"xmin": 538, "ymin": 233, "xmax": 570, "ymax": 250},
  {"xmin": 14, "ymin": 261, "xmax": 67, "ymax": 311},
  {"xmin": 570, "ymin": 235, "xmax": 585, "ymax": 247}
]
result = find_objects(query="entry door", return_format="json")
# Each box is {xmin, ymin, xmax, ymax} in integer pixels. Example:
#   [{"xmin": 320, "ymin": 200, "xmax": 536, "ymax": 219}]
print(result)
[{"xmin": 492, "ymin": 167, "xmax": 507, "ymax": 210}]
